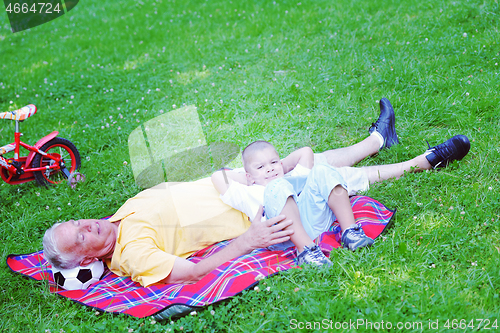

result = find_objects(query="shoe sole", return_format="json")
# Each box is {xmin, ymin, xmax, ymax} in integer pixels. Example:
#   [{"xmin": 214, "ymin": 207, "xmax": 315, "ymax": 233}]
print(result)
[{"xmin": 344, "ymin": 239, "xmax": 375, "ymax": 251}]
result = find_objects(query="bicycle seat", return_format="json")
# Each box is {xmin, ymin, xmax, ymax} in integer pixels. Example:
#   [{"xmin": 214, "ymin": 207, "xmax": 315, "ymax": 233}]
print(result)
[{"xmin": 0, "ymin": 104, "xmax": 37, "ymax": 121}]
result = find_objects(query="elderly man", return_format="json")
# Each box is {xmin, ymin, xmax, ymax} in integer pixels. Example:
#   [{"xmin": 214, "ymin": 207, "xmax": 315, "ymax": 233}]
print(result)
[
  {"xmin": 43, "ymin": 98, "xmax": 470, "ymax": 286},
  {"xmin": 43, "ymin": 178, "xmax": 292, "ymax": 286}
]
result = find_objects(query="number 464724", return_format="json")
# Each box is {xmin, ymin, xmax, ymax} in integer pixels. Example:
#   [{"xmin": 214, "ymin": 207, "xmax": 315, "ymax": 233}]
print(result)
[{"xmin": 5, "ymin": 2, "xmax": 62, "ymax": 14}]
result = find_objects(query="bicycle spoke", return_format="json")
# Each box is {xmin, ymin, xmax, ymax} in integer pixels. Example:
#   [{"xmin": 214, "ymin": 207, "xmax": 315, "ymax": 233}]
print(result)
[{"xmin": 33, "ymin": 138, "xmax": 81, "ymax": 186}]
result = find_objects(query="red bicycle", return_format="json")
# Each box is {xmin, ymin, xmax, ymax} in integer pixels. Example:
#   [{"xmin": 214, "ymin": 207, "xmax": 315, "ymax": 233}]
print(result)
[{"xmin": 0, "ymin": 104, "xmax": 83, "ymax": 186}]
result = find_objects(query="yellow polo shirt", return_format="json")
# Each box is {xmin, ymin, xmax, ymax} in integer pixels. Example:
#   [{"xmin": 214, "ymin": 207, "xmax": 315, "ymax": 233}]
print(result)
[{"xmin": 107, "ymin": 177, "xmax": 250, "ymax": 287}]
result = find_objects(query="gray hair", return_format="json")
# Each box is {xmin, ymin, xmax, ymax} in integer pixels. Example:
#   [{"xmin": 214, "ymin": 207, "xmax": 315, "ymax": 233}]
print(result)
[{"xmin": 43, "ymin": 222, "xmax": 83, "ymax": 269}]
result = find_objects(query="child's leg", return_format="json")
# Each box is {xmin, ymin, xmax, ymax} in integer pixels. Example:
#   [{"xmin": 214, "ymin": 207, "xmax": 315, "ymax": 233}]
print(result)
[
  {"xmin": 279, "ymin": 197, "xmax": 314, "ymax": 253},
  {"xmin": 263, "ymin": 178, "xmax": 315, "ymax": 253},
  {"xmin": 327, "ymin": 185, "xmax": 356, "ymax": 231},
  {"xmin": 326, "ymin": 183, "xmax": 374, "ymax": 250},
  {"xmin": 298, "ymin": 164, "xmax": 374, "ymax": 250},
  {"xmin": 266, "ymin": 180, "xmax": 333, "ymax": 267}
]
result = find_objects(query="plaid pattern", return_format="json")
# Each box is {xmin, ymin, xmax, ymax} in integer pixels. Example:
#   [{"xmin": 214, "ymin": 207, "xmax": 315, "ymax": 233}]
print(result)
[{"xmin": 6, "ymin": 196, "xmax": 395, "ymax": 319}]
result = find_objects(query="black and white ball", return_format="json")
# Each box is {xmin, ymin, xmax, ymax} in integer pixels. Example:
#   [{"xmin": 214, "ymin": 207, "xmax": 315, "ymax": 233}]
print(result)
[{"xmin": 52, "ymin": 260, "xmax": 105, "ymax": 290}]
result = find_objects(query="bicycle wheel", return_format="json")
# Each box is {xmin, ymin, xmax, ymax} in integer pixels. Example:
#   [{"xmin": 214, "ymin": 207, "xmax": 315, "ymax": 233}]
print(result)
[{"xmin": 33, "ymin": 137, "xmax": 81, "ymax": 186}]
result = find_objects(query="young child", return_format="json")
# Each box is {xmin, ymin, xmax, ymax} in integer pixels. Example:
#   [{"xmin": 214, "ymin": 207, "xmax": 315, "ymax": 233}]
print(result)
[
  {"xmin": 211, "ymin": 140, "xmax": 375, "ymax": 267},
  {"xmin": 211, "ymin": 98, "xmax": 471, "ymax": 267}
]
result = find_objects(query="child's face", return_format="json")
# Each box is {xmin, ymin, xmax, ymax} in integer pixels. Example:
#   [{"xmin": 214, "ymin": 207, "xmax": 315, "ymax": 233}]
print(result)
[{"xmin": 245, "ymin": 147, "xmax": 285, "ymax": 185}]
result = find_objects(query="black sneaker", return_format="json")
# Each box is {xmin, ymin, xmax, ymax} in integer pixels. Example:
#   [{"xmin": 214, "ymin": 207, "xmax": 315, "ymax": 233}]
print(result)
[
  {"xmin": 369, "ymin": 98, "xmax": 399, "ymax": 149},
  {"xmin": 425, "ymin": 135, "xmax": 470, "ymax": 169}
]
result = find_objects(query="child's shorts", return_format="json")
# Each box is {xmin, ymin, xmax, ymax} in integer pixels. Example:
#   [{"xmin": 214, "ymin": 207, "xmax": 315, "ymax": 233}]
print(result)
[{"xmin": 264, "ymin": 164, "xmax": 368, "ymax": 250}]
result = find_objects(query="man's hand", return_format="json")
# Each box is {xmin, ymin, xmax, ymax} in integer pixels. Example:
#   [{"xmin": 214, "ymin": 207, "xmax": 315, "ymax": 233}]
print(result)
[{"xmin": 240, "ymin": 205, "xmax": 294, "ymax": 251}]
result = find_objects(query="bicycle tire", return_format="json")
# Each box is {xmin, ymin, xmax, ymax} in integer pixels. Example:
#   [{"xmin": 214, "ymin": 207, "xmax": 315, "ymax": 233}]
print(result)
[{"xmin": 32, "ymin": 137, "xmax": 81, "ymax": 186}]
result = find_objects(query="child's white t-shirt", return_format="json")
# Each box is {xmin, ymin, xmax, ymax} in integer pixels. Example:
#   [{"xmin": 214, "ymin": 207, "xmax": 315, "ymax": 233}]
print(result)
[{"xmin": 220, "ymin": 164, "xmax": 311, "ymax": 220}]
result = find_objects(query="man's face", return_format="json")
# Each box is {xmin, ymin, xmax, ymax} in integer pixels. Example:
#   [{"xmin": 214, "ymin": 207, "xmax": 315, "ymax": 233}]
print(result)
[
  {"xmin": 245, "ymin": 147, "xmax": 284, "ymax": 185},
  {"xmin": 54, "ymin": 219, "xmax": 118, "ymax": 265}
]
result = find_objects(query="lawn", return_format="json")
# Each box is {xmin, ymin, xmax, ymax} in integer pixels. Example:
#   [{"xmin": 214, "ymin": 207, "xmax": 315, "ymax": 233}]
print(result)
[{"xmin": 0, "ymin": 0, "xmax": 499, "ymax": 331}]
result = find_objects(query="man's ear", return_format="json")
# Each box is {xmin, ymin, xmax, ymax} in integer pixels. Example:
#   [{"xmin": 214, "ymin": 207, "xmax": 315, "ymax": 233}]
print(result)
[{"xmin": 80, "ymin": 257, "xmax": 98, "ymax": 267}]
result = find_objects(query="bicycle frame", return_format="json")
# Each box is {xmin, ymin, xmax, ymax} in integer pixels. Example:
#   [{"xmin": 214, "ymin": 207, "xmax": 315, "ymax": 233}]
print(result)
[{"xmin": 0, "ymin": 117, "xmax": 64, "ymax": 184}]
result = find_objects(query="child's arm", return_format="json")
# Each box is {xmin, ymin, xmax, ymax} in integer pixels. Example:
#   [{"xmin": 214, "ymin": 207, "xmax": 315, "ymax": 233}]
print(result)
[
  {"xmin": 211, "ymin": 169, "xmax": 248, "ymax": 195},
  {"xmin": 281, "ymin": 147, "xmax": 314, "ymax": 174},
  {"xmin": 212, "ymin": 169, "xmax": 264, "ymax": 220}
]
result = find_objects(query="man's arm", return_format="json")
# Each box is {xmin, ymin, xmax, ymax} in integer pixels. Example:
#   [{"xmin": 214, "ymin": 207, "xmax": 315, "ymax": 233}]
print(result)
[
  {"xmin": 160, "ymin": 206, "xmax": 293, "ymax": 284},
  {"xmin": 281, "ymin": 147, "xmax": 314, "ymax": 174}
]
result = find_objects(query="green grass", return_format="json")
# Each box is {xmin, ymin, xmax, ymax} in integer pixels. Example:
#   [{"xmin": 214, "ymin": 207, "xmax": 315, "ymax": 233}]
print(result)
[{"xmin": 0, "ymin": 0, "xmax": 499, "ymax": 331}]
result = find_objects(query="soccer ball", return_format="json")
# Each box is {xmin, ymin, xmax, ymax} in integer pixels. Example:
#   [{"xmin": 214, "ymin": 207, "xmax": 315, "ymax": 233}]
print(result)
[{"xmin": 51, "ymin": 260, "xmax": 105, "ymax": 290}]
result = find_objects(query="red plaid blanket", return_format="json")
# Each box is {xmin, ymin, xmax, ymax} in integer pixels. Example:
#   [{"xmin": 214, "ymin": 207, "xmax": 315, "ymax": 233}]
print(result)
[{"xmin": 6, "ymin": 196, "xmax": 395, "ymax": 320}]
